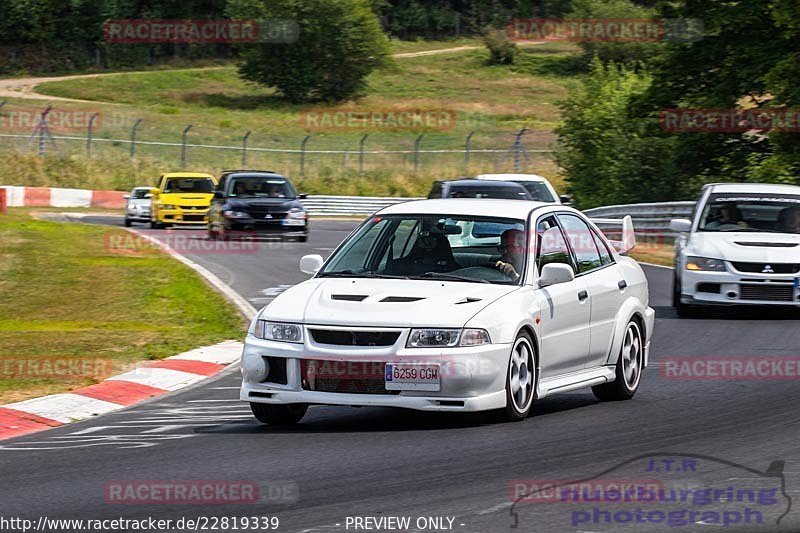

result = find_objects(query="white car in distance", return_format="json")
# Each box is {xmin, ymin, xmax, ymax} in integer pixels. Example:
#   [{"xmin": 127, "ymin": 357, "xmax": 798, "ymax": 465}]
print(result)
[
  {"xmin": 474, "ymin": 173, "xmax": 569, "ymax": 204},
  {"xmin": 123, "ymin": 186, "xmax": 152, "ymax": 227},
  {"xmin": 241, "ymin": 199, "xmax": 654, "ymax": 425},
  {"xmin": 670, "ymin": 182, "xmax": 800, "ymax": 315}
]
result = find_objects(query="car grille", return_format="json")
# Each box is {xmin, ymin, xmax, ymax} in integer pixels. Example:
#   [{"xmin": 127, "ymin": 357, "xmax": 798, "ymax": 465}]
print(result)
[
  {"xmin": 731, "ymin": 262, "xmax": 800, "ymax": 274},
  {"xmin": 248, "ymin": 208, "xmax": 287, "ymax": 220},
  {"xmin": 179, "ymin": 205, "xmax": 207, "ymax": 211},
  {"xmin": 739, "ymin": 284, "xmax": 796, "ymax": 302},
  {"xmin": 182, "ymin": 214, "xmax": 206, "ymax": 222},
  {"xmin": 301, "ymin": 360, "xmax": 395, "ymax": 394},
  {"xmin": 309, "ymin": 329, "xmax": 401, "ymax": 346}
]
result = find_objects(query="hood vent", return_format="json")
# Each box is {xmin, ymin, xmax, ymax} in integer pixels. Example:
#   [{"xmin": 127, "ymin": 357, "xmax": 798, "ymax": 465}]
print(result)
[
  {"xmin": 455, "ymin": 297, "xmax": 482, "ymax": 305},
  {"xmin": 331, "ymin": 294, "xmax": 368, "ymax": 302},
  {"xmin": 380, "ymin": 296, "xmax": 425, "ymax": 303},
  {"xmin": 735, "ymin": 241, "xmax": 798, "ymax": 248}
]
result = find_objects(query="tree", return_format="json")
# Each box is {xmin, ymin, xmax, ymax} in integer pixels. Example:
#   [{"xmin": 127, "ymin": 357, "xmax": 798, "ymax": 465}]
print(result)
[{"xmin": 228, "ymin": 0, "xmax": 391, "ymax": 102}]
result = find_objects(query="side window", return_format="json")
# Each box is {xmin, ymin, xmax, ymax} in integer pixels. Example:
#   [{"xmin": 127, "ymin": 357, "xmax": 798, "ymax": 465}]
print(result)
[
  {"xmin": 217, "ymin": 175, "xmax": 227, "ymax": 192},
  {"xmin": 558, "ymin": 214, "xmax": 603, "ymax": 274},
  {"xmin": 591, "ymin": 230, "xmax": 614, "ymax": 265},
  {"xmin": 536, "ymin": 216, "xmax": 573, "ymax": 272}
]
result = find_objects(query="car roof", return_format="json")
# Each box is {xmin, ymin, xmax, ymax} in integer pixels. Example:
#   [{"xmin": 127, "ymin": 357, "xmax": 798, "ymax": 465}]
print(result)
[
  {"xmin": 474, "ymin": 173, "xmax": 550, "ymax": 182},
  {"xmin": 706, "ymin": 182, "xmax": 800, "ymax": 194},
  {"xmin": 162, "ymin": 172, "xmax": 215, "ymax": 179},
  {"xmin": 378, "ymin": 198, "xmax": 552, "ymax": 219},
  {"xmin": 442, "ymin": 179, "xmax": 529, "ymax": 188}
]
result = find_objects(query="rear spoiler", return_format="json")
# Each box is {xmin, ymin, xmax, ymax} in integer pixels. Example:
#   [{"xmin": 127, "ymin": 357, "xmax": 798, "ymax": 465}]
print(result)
[{"xmin": 589, "ymin": 215, "xmax": 636, "ymax": 254}]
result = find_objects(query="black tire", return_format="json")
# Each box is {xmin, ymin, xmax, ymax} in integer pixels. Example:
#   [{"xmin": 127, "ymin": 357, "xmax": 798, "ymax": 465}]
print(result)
[
  {"xmin": 498, "ymin": 331, "xmax": 537, "ymax": 422},
  {"xmin": 593, "ymin": 319, "xmax": 643, "ymax": 401},
  {"xmin": 673, "ymin": 273, "xmax": 697, "ymax": 317},
  {"xmin": 150, "ymin": 219, "xmax": 161, "ymax": 229},
  {"xmin": 250, "ymin": 403, "xmax": 308, "ymax": 426},
  {"xmin": 298, "ymin": 235, "xmax": 309, "ymax": 243},
  {"xmin": 123, "ymin": 217, "xmax": 132, "ymax": 227}
]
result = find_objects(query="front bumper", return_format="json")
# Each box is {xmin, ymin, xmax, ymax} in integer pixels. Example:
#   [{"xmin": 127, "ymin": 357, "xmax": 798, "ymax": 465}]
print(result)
[
  {"xmin": 227, "ymin": 218, "xmax": 308, "ymax": 236},
  {"xmin": 240, "ymin": 330, "xmax": 510, "ymax": 412},
  {"xmin": 158, "ymin": 208, "xmax": 210, "ymax": 224},
  {"xmin": 679, "ymin": 268, "xmax": 800, "ymax": 306}
]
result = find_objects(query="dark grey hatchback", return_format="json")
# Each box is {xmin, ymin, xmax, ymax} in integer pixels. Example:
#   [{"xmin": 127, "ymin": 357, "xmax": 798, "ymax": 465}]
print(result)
[{"xmin": 207, "ymin": 170, "xmax": 309, "ymax": 241}]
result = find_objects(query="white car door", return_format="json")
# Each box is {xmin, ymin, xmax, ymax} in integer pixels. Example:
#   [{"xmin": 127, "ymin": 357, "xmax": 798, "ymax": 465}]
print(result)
[
  {"xmin": 557, "ymin": 213, "xmax": 624, "ymax": 368},
  {"xmin": 535, "ymin": 217, "xmax": 591, "ymax": 378}
]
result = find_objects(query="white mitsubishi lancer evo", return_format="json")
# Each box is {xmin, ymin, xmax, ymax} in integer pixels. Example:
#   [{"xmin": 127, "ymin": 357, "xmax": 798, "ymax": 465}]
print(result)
[{"xmin": 240, "ymin": 199, "xmax": 655, "ymax": 424}]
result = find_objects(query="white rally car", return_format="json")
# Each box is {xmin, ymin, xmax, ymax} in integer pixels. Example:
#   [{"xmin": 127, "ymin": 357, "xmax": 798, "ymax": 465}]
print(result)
[
  {"xmin": 670, "ymin": 183, "xmax": 800, "ymax": 315},
  {"xmin": 241, "ymin": 199, "xmax": 654, "ymax": 424}
]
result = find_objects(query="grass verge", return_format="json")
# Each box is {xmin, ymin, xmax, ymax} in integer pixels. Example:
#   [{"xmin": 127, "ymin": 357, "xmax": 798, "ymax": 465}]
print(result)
[
  {"xmin": 628, "ymin": 240, "xmax": 675, "ymax": 267},
  {"xmin": 0, "ymin": 208, "xmax": 245, "ymax": 404}
]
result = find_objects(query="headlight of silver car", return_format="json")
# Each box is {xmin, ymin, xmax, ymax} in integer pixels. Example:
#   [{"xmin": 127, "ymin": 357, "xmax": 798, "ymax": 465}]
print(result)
[
  {"xmin": 406, "ymin": 328, "xmax": 491, "ymax": 348},
  {"xmin": 254, "ymin": 320, "xmax": 303, "ymax": 343},
  {"xmin": 685, "ymin": 256, "xmax": 726, "ymax": 272}
]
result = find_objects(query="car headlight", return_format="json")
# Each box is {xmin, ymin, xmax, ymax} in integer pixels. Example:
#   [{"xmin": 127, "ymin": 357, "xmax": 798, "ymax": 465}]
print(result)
[
  {"xmin": 223, "ymin": 210, "xmax": 250, "ymax": 219},
  {"xmin": 459, "ymin": 329, "xmax": 491, "ymax": 346},
  {"xmin": 287, "ymin": 207, "xmax": 307, "ymax": 220},
  {"xmin": 254, "ymin": 320, "xmax": 303, "ymax": 343},
  {"xmin": 406, "ymin": 328, "xmax": 491, "ymax": 348},
  {"xmin": 160, "ymin": 204, "xmax": 176, "ymax": 210},
  {"xmin": 685, "ymin": 256, "xmax": 726, "ymax": 272}
]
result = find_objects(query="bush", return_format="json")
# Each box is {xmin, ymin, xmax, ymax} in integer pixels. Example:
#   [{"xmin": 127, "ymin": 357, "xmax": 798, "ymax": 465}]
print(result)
[
  {"xmin": 483, "ymin": 27, "xmax": 518, "ymax": 65},
  {"xmin": 228, "ymin": 0, "xmax": 391, "ymax": 102}
]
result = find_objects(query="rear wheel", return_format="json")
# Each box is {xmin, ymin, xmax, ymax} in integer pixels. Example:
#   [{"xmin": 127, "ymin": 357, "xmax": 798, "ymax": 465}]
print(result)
[
  {"xmin": 250, "ymin": 403, "xmax": 308, "ymax": 426},
  {"xmin": 593, "ymin": 320, "xmax": 643, "ymax": 401},
  {"xmin": 150, "ymin": 219, "xmax": 162, "ymax": 229},
  {"xmin": 298, "ymin": 235, "xmax": 308, "ymax": 243},
  {"xmin": 499, "ymin": 331, "xmax": 536, "ymax": 422},
  {"xmin": 123, "ymin": 217, "xmax": 132, "ymax": 227}
]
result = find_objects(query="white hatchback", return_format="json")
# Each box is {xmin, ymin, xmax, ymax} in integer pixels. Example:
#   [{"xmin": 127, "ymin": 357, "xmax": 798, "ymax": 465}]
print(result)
[
  {"xmin": 241, "ymin": 199, "xmax": 654, "ymax": 424},
  {"xmin": 670, "ymin": 183, "xmax": 800, "ymax": 315},
  {"xmin": 474, "ymin": 173, "xmax": 567, "ymax": 204}
]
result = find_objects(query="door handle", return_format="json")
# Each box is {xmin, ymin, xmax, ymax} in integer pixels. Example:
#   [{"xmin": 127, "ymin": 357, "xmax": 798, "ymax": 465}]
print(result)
[
  {"xmin": 618, "ymin": 280, "xmax": 628, "ymax": 290},
  {"xmin": 578, "ymin": 290, "xmax": 589, "ymax": 301}
]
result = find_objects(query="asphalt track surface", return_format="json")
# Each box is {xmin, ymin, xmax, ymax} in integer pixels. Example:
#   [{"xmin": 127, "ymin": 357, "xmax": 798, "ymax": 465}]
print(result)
[{"xmin": 2, "ymin": 217, "xmax": 799, "ymax": 533}]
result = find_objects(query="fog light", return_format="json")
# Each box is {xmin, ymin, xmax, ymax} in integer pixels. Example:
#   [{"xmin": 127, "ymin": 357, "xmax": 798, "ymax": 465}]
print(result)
[
  {"xmin": 727, "ymin": 291, "xmax": 738, "ymax": 299},
  {"xmin": 242, "ymin": 354, "xmax": 268, "ymax": 382}
]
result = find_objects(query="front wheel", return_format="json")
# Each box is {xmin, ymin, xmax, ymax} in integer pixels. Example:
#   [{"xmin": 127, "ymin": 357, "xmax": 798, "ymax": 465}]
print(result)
[
  {"xmin": 593, "ymin": 319, "xmax": 643, "ymax": 401},
  {"xmin": 250, "ymin": 403, "xmax": 308, "ymax": 426},
  {"xmin": 499, "ymin": 331, "xmax": 536, "ymax": 422},
  {"xmin": 150, "ymin": 219, "xmax": 162, "ymax": 229},
  {"xmin": 673, "ymin": 272, "xmax": 697, "ymax": 317},
  {"xmin": 123, "ymin": 217, "xmax": 132, "ymax": 227}
]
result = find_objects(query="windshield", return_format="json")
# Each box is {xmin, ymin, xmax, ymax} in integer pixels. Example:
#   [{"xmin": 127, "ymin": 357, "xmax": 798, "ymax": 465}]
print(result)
[
  {"xmin": 229, "ymin": 177, "xmax": 296, "ymax": 199},
  {"xmin": 698, "ymin": 193, "xmax": 800, "ymax": 234},
  {"xmin": 519, "ymin": 181, "xmax": 556, "ymax": 202},
  {"xmin": 163, "ymin": 178, "xmax": 214, "ymax": 193},
  {"xmin": 447, "ymin": 185, "xmax": 529, "ymax": 200},
  {"xmin": 319, "ymin": 214, "xmax": 528, "ymax": 284}
]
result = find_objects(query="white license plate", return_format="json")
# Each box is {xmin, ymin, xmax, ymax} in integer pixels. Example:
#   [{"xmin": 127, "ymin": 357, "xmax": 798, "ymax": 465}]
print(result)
[
  {"xmin": 385, "ymin": 363, "xmax": 440, "ymax": 391},
  {"xmin": 281, "ymin": 219, "xmax": 305, "ymax": 226}
]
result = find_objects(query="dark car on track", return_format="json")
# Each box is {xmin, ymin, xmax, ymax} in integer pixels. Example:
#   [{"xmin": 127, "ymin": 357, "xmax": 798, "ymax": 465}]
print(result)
[
  {"xmin": 427, "ymin": 179, "xmax": 535, "ymax": 200},
  {"xmin": 207, "ymin": 170, "xmax": 309, "ymax": 241}
]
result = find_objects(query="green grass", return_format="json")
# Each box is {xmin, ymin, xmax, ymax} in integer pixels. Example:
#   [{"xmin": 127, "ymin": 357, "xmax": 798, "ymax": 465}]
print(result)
[
  {"xmin": 12, "ymin": 42, "xmax": 583, "ymax": 194},
  {"xmin": 628, "ymin": 240, "xmax": 675, "ymax": 267},
  {"xmin": 0, "ymin": 208, "xmax": 245, "ymax": 403}
]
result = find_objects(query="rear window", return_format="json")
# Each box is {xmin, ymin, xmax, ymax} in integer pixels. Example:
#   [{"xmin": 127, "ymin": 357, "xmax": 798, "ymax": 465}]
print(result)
[
  {"xmin": 520, "ymin": 181, "xmax": 556, "ymax": 202},
  {"xmin": 447, "ymin": 186, "xmax": 529, "ymax": 200}
]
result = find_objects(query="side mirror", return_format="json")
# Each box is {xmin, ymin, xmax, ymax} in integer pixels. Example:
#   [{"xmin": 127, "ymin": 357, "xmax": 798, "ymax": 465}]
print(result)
[
  {"xmin": 559, "ymin": 194, "xmax": 572, "ymax": 205},
  {"xmin": 123, "ymin": 194, "xmax": 130, "ymax": 199},
  {"xmin": 149, "ymin": 188, "xmax": 160, "ymax": 196},
  {"xmin": 144, "ymin": 193, "xmax": 152, "ymax": 199},
  {"xmin": 538, "ymin": 263, "xmax": 575, "ymax": 288},
  {"xmin": 299, "ymin": 254, "xmax": 324, "ymax": 275},
  {"xmin": 298, "ymin": 193, "xmax": 308, "ymax": 200},
  {"xmin": 214, "ymin": 191, "xmax": 226, "ymax": 199},
  {"xmin": 669, "ymin": 218, "xmax": 692, "ymax": 233}
]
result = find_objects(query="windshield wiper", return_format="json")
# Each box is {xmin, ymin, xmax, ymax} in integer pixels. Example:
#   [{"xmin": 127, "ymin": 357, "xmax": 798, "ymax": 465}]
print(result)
[
  {"xmin": 319, "ymin": 270, "xmax": 410, "ymax": 279},
  {"xmin": 416, "ymin": 272, "xmax": 490, "ymax": 284}
]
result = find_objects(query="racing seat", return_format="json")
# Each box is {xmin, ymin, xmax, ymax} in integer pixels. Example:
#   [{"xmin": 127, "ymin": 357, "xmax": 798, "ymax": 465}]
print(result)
[{"xmin": 385, "ymin": 232, "xmax": 460, "ymax": 276}]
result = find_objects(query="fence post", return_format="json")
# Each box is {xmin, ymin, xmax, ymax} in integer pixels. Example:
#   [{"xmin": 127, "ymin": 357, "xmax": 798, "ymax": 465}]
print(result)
[
  {"xmin": 38, "ymin": 106, "xmax": 52, "ymax": 158},
  {"xmin": 300, "ymin": 135, "xmax": 311, "ymax": 176},
  {"xmin": 414, "ymin": 134, "xmax": 424, "ymax": 174},
  {"xmin": 181, "ymin": 124, "xmax": 193, "ymax": 169},
  {"xmin": 87, "ymin": 113, "xmax": 99, "ymax": 157},
  {"xmin": 129, "ymin": 118, "xmax": 143, "ymax": 157},
  {"xmin": 358, "ymin": 134, "xmax": 368, "ymax": 174},
  {"xmin": 464, "ymin": 131, "xmax": 476, "ymax": 171},
  {"xmin": 513, "ymin": 127, "xmax": 527, "ymax": 172},
  {"xmin": 242, "ymin": 131, "xmax": 251, "ymax": 167}
]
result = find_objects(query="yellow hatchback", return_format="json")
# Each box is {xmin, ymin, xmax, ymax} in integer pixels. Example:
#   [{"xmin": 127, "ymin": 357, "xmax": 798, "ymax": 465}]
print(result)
[{"xmin": 149, "ymin": 172, "xmax": 218, "ymax": 228}]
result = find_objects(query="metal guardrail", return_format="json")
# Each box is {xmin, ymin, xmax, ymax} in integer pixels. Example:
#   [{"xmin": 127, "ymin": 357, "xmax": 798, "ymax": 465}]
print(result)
[
  {"xmin": 302, "ymin": 197, "xmax": 696, "ymax": 233},
  {"xmin": 583, "ymin": 201, "xmax": 695, "ymax": 239}
]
